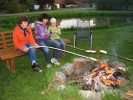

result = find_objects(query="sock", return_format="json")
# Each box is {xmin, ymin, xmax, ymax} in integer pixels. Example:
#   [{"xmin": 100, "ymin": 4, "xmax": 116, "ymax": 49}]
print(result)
[{"xmin": 32, "ymin": 60, "xmax": 36, "ymax": 65}]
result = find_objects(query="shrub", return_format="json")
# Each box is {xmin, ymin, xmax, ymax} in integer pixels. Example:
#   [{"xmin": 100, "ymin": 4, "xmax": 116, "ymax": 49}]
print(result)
[
  {"xmin": 96, "ymin": 0, "xmax": 131, "ymax": 10},
  {"xmin": 5, "ymin": 0, "xmax": 22, "ymax": 13}
]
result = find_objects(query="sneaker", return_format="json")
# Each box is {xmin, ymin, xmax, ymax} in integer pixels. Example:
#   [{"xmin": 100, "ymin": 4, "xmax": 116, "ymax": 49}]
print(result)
[
  {"xmin": 32, "ymin": 62, "xmax": 39, "ymax": 67},
  {"xmin": 32, "ymin": 63, "xmax": 42, "ymax": 72},
  {"xmin": 51, "ymin": 58, "xmax": 60, "ymax": 65},
  {"xmin": 33, "ymin": 67, "xmax": 42, "ymax": 72},
  {"xmin": 46, "ymin": 64, "xmax": 52, "ymax": 68}
]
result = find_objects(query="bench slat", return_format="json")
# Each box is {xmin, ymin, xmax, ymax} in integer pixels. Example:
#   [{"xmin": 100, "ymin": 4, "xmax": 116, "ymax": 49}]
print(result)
[
  {"xmin": 0, "ymin": 31, "xmax": 13, "ymax": 34},
  {"xmin": 6, "ymin": 43, "xmax": 14, "ymax": 47},
  {"xmin": 0, "ymin": 48, "xmax": 24, "ymax": 60},
  {"xmin": 0, "ymin": 45, "xmax": 5, "ymax": 49},
  {"xmin": 3, "ymin": 34, "xmax": 13, "ymax": 38},
  {"xmin": 3, "ymin": 39, "xmax": 13, "ymax": 42},
  {"xmin": 0, "ymin": 41, "xmax": 3, "ymax": 44}
]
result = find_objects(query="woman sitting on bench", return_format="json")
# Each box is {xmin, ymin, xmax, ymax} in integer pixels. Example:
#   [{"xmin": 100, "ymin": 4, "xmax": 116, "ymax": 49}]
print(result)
[
  {"xmin": 13, "ymin": 16, "xmax": 42, "ymax": 72},
  {"xmin": 34, "ymin": 13, "xmax": 61, "ymax": 68}
]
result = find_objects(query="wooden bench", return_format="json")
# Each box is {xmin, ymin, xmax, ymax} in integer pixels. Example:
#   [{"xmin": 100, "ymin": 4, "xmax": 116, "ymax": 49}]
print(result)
[
  {"xmin": 0, "ymin": 30, "xmax": 71, "ymax": 72},
  {"xmin": 0, "ymin": 31, "xmax": 24, "ymax": 72}
]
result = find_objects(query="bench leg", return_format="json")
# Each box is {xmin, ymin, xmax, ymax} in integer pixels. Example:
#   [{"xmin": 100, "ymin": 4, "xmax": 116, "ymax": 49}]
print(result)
[
  {"xmin": 5, "ymin": 58, "xmax": 16, "ymax": 72},
  {"xmin": 5, "ymin": 59, "xmax": 11, "ymax": 70},
  {"xmin": 10, "ymin": 58, "xmax": 15, "ymax": 72}
]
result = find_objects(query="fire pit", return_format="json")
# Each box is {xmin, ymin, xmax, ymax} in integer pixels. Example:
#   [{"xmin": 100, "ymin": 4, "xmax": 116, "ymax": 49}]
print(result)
[
  {"xmin": 59, "ymin": 58, "xmax": 127, "ymax": 92},
  {"xmin": 42, "ymin": 58, "xmax": 128, "ymax": 99}
]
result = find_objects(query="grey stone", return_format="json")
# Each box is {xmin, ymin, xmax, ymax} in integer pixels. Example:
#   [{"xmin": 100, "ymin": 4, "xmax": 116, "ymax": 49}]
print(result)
[
  {"xmin": 79, "ymin": 90, "xmax": 102, "ymax": 100},
  {"xmin": 61, "ymin": 63, "xmax": 74, "ymax": 76},
  {"xmin": 55, "ymin": 72, "xmax": 67, "ymax": 82}
]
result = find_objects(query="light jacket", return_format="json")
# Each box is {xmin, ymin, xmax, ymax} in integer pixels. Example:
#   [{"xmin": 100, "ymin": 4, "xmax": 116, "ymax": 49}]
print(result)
[
  {"xmin": 34, "ymin": 21, "xmax": 51, "ymax": 41},
  {"xmin": 13, "ymin": 26, "xmax": 36, "ymax": 51},
  {"xmin": 48, "ymin": 25, "xmax": 61, "ymax": 39}
]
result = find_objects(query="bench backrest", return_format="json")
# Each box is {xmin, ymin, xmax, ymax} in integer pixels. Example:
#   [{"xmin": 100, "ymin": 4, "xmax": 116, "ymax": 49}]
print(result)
[
  {"xmin": 0, "ymin": 31, "xmax": 13, "ymax": 50},
  {"xmin": 0, "ymin": 29, "xmax": 36, "ymax": 50}
]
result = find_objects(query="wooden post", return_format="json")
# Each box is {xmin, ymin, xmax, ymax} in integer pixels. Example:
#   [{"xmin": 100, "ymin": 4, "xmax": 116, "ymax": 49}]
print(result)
[
  {"xmin": 10, "ymin": 58, "xmax": 16, "ymax": 72},
  {"xmin": 5, "ymin": 58, "xmax": 16, "ymax": 72}
]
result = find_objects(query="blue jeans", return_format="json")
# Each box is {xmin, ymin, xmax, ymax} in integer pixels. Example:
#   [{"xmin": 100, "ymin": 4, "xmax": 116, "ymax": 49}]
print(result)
[
  {"xmin": 36, "ymin": 40, "xmax": 61, "ymax": 63},
  {"xmin": 17, "ymin": 43, "xmax": 37, "ymax": 63},
  {"xmin": 55, "ymin": 38, "xmax": 65, "ymax": 52},
  {"xmin": 36, "ymin": 40, "xmax": 51, "ymax": 64}
]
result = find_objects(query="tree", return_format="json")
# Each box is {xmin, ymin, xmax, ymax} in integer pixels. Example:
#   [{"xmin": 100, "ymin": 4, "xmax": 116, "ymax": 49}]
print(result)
[
  {"xmin": 5, "ymin": 0, "xmax": 22, "ymax": 13},
  {"xmin": 96, "ymin": 0, "xmax": 131, "ymax": 10},
  {"xmin": 19, "ymin": 0, "xmax": 35, "ymax": 11},
  {"xmin": 36, "ymin": 0, "xmax": 54, "ymax": 10},
  {"xmin": 0, "ymin": 0, "xmax": 5, "ymax": 10}
]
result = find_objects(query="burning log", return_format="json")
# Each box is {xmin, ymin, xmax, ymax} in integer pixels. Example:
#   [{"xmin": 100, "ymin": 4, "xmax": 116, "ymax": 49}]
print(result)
[{"xmin": 81, "ymin": 61, "xmax": 124, "ymax": 91}]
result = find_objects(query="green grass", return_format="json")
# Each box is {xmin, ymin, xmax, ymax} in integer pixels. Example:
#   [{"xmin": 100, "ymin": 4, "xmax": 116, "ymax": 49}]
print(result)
[{"xmin": 0, "ymin": 25, "xmax": 133, "ymax": 100}]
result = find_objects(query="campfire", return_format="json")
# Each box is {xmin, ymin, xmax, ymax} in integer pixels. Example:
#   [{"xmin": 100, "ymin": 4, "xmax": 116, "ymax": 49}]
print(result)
[
  {"xmin": 42, "ymin": 58, "xmax": 128, "ymax": 98},
  {"xmin": 60, "ymin": 58, "xmax": 126, "ymax": 92},
  {"xmin": 81, "ymin": 61, "xmax": 124, "ymax": 91}
]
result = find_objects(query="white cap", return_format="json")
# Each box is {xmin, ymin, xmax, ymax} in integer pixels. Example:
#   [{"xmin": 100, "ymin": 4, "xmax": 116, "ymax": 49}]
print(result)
[{"xmin": 50, "ymin": 18, "xmax": 56, "ymax": 23}]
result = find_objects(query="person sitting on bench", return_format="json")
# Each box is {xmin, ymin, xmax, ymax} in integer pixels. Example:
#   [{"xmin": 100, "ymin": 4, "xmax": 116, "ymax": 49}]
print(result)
[
  {"xmin": 13, "ymin": 16, "xmax": 42, "ymax": 72},
  {"xmin": 35, "ymin": 13, "xmax": 61, "ymax": 68},
  {"xmin": 48, "ymin": 18, "xmax": 65, "ymax": 57}
]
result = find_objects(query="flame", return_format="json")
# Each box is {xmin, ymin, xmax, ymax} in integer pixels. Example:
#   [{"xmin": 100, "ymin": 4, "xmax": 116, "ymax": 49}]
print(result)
[{"xmin": 86, "ymin": 61, "xmax": 123, "ymax": 86}]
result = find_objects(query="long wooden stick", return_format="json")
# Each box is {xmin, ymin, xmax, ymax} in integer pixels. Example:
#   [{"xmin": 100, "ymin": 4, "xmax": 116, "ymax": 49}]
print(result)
[
  {"xmin": 65, "ymin": 44, "xmax": 96, "ymax": 53},
  {"xmin": 100, "ymin": 50, "xmax": 133, "ymax": 62},
  {"xmin": 29, "ymin": 46, "xmax": 98, "ymax": 61}
]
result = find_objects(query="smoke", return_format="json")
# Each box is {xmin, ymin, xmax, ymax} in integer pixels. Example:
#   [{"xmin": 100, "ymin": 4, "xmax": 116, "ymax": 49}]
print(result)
[{"xmin": 111, "ymin": 47, "xmax": 118, "ymax": 61}]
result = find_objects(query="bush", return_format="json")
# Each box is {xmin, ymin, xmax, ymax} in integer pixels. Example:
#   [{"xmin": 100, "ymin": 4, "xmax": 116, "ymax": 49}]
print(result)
[
  {"xmin": 51, "ymin": 4, "xmax": 57, "ymax": 10},
  {"xmin": 5, "ymin": 0, "xmax": 22, "ymax": 13},
  {"xmin": 96, "ymin": 0, "xmax": 131, "ymax": 10}
]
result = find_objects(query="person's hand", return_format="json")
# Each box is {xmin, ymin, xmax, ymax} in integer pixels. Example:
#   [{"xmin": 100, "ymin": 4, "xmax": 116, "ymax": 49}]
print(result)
[
  {"xmin": 50, "ymin": 37, "xmax": 54, "ymax": 41},
  {"xmin": 23, "ymin": 48, "xmax": 29, "ymax": 52},
  {"xmin": 54, "ymin": 30, "xmax": 58, "ymax": 33},
  {"xmin": 52, "ymin": 30, "xmax": 58, "ymax": 34},
  {"xmin": 34, "ymin": 43, "xmax": 40, "ymax": 48},
  {"xmin": 52, "ymin": 30, "xmax": 55, "ymax": 33}
]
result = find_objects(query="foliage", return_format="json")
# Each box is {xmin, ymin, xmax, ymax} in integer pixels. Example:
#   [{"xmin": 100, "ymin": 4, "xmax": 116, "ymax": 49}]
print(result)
[
  {"xmin": 51, "ymin": 4, "xmax": 57, "ymax": 10},
  {"xmin": 36, "ymin": 0, "xmax": 54, "ymax": 10},
  {"xmin": 19, "ymin": 0, "xmax": 35, "ymax": 12},
  {"xmin": 0, "ymin": 0, "xmax": 5, "ymax": 10},
  {"xmin": 5, "ymin": 0, "xmax": 22, "ymax": 13},
  {"xmin": 0, "ymin": 10, "xmax": 133, "ymax": 30},
  {"xmin": 96, "ymin": 0, "xmax": 131, "ymax": 10}
]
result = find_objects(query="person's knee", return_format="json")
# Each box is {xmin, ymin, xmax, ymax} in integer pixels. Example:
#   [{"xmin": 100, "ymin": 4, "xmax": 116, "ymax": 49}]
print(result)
[
  {"xmin": 41, "ymin": 48, "xmax": 50, "ymax": 54},
  {"xmin": 61, "ymin": 42, "xmax": 65, "ymax": 46},
  {"xmin": 55, "ymin": 42, "xmax": 60, "ymax": 48},
  {"xmin": 30, "ymin": 48, "xmax": 36, "ymax": 53}
]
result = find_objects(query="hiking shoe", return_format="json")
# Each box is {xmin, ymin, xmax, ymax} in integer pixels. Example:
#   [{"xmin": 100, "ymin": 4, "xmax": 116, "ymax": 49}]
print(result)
[
  {"xmin": 32, "ymin": 62, "xmax": 39, "ymax": 67},
  {"xmin": 32, "ymin": 63, "xmax": 42, "ymax": 72},
  {"xmin": 51, "ymin": 58, "xmax": 60, "ymax": 65},
  {"xmin": 46, "ymin": 64, "xmax": 52, "ymax": 68},
  {"xmin": 33, "ymin": 67, "xmax": 42, "ymax": 72}
]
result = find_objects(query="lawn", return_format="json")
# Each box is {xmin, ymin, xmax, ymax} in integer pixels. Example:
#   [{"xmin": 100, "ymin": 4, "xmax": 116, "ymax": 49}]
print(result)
[{"xmin": 0, "ymin": 25, "xmax": 133, "ymax": 100}]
